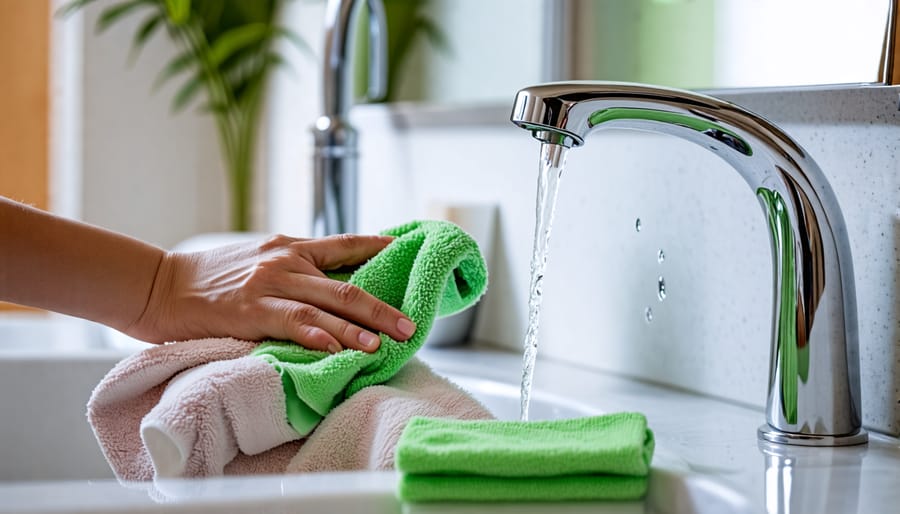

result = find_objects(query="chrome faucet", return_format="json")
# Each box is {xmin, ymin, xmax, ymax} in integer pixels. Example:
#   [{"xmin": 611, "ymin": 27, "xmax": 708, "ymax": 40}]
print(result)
[
  {"xmin": 510, "ymin": 81, "xmax": 867, "ymax": 446},
  {"xmin": 312, "ymin": 0, "xmax": 387, "ymax": 236}
]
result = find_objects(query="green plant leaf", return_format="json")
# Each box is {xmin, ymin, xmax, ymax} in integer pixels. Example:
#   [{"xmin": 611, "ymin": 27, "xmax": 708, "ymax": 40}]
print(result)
[
  {"xmin": 153, "ymin": 51, "xmax": 196, "ymax": 91},
  {"xmin": 266, "ymin": 52, "xmax": 288, "ymax": 69},
  {"xmin": 208, "ymin": 23, "xmax": 270, "ymax": 68},
  {"xmin": 164, "ymin": 0, "xmax": 191, "ymax": 26},
  {"xmin": 265, "ymin": 51, "xmax": 299, "ymax": 79},
  {"xmin": 128, "ymin": 13, "xmax": 164, "ymax": 63},
  {"xmin": 55, "ymin": 0, "xmax": 101, "ymax": 19},
  {"xmin": 193, "ymin": 0, "xmax": 224, "ymax": 34},
  {"xmin": 228, "ymin": 1, "xmax": 277, "ymax": 26},
  {"xmin": 198, "ymin": 101, "xmax": 232, "ymax": 115},
  {"xmin": 171, "ymin": 74, "xmax": 204, "ymax": 113},
  {"xmin": 416, "ymin": 16, "xmax": 451, "ymax": 55},
  {"xmin": 221, "ymin": 54, "xmax": 263, "ymax": 92},
  {"xmin": 274, "ymin": 26, "xmax": 312, "ymax": 57},
  {"xmin": 96, "ymin": 0, "xmax": 155, "ymax": 34}
]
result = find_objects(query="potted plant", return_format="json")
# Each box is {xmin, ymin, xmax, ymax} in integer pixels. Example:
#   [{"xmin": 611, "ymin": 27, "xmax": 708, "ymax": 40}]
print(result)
[{"xmin": 60, "ymin": 0, "xmax": 305, "ymax": 231}]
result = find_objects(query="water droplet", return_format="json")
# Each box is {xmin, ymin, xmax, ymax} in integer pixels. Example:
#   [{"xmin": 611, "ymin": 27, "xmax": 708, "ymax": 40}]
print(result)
[
  {"xmin": 657, "ymin": 249, "xmax": 665, "ymax": 263},
  {"xmin": 644, "ymin": 306, "xmax": 654, "ymax": 324},
  {"xmin": 635, "ymin": 218, "xmax": 642, "ymax": 232},
  {"xmin": 657, "ymin": 276, "xmax": 667, "ymax": 301}
]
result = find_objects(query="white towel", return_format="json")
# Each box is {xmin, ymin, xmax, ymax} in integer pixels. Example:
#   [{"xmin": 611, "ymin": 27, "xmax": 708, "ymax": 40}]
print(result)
[
  {"xmin": 87, "ymin": 338, "xmax": 492, "ymax": 480},
  {"xmin": 140, "ymin": 355, "xmax": 299, "ymax": 477}
]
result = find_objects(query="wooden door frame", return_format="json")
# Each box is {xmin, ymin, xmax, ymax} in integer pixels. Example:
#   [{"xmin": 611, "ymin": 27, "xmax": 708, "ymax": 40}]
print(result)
[{"xmin": 0, "ymin": 0, "xmax": 50, "ymax": 312}]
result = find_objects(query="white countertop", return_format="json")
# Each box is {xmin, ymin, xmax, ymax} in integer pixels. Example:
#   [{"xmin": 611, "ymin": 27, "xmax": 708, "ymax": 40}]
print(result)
[{"xmin": 420, "ymin": 344, "xmax": 900, "ymax": 514}]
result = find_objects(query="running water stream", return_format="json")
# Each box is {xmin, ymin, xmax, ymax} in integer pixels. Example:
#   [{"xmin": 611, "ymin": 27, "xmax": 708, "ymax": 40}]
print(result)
[{"xmin": 519, "ymin": 142, "xmax": 568, "ymax": 421}]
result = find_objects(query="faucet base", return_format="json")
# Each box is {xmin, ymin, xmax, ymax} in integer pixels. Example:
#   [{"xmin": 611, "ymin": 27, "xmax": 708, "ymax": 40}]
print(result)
[{"xmin": 758, "ymin": 424, "xmax": 868, "ymax": 447}]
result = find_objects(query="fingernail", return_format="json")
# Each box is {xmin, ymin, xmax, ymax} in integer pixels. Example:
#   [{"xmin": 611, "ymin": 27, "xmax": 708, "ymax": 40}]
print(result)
[
  {"xmin": 396, "ymin": 318, "xmax": 416, "ymax": 339},
  {"xmin": 359, "ymin": 331, "xmax": 380, "ymax": 348},
  {"xmin": 327, "ymin": 343, "xmax": 342, "ymax": 354}
]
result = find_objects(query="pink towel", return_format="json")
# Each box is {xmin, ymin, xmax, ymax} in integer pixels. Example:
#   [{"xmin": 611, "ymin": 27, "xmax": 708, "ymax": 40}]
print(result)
[{"xmin": 87, "ymin": 338, "xmax": 492, "ymax": 480}]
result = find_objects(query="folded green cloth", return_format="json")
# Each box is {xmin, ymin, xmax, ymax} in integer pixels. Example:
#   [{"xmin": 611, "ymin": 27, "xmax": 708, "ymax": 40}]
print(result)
[
  {"xmin": 395, "ymin": 413, "xmax": 655, "ymax": 502},
  {"xmin": 251, "ymin": 220, "xmax": 488, "ymax": 436}
]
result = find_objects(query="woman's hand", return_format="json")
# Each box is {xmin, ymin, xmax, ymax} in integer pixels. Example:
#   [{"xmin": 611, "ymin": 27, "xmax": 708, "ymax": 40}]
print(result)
[{"xmin": 127, "ymin": 234, "xmax": 416, "ymax": 353}]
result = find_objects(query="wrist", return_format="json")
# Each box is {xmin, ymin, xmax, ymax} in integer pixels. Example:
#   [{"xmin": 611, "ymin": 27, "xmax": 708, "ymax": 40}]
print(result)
[{"xmin": 125, "ymin": 250, "xmax": 179, "ymax": 343}]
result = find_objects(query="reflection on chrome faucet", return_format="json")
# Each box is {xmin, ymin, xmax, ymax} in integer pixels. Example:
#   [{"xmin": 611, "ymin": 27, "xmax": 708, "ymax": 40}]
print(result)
[
  {"xmin": 760, "ymin": 441, "xmax": 864, "ymax": 514},
  {"xmin": 757, "ymin": 188, "xmax": 804, "ymax": 426},
  {"xmin": 509, "ymin": 82, "xmax": 867, "ymax": 446},
  {"xmin": 312, "ymin": 0, "xmax": 387, "ymax": 236}
]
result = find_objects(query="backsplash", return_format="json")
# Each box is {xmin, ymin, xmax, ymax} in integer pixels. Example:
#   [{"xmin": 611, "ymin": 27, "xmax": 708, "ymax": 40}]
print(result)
[{"xmin": 346, "ymin": 85, "xmax": 900, "ymax": 436}]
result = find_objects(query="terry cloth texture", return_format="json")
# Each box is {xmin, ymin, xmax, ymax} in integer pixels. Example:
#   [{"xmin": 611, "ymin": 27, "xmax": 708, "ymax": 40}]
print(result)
[
  {"xmin": 86, "ymin": 220, "xmax": 491, "ymax": 480},
  {"xmin": 251, "ymin": 220, "xmax": 489, "ymax": 436},
  {"xmin": 87, "ymin": 338, "xmax": 493, "ymax": 480},
  {"xmin": 395, "ymin": 413, "xmax": 655, "ymax": 502}
]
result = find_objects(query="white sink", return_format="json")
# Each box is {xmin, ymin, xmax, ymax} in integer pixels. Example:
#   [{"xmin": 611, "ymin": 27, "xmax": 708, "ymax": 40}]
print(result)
[
  {"xmin": 0, "ymin": 341, "xmax": 757, "ymax": 514},
  {"xmin": 447, "ymin": 374, "xmax": 601, "ymax": 421}
]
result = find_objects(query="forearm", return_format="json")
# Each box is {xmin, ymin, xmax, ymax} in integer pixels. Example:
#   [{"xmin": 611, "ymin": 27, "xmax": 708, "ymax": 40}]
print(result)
[
  {"xmin": 0, "ymin": 197, "xmax": 164, "ymax": 332},
  {"xmin": 1, "ymin": 196, "xmax": 416, "ymax": 350}
]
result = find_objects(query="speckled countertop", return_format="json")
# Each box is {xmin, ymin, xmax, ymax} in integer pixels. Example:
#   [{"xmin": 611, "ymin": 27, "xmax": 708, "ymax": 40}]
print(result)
[{"xmin": 420, "ymin": 344, "xmax": 900, "ymax": 514}]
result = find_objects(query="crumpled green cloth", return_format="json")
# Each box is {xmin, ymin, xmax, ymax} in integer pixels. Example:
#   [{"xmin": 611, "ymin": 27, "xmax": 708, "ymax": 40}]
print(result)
[{"xmin": 251, "ymin": 220, "xmax": 488, "ymax": 436}]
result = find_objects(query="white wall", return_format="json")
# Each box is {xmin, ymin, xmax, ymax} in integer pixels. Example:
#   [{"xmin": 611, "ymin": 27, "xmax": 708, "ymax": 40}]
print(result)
[
  {"xmin": 265, "ymin": 0, "xmax": 327, "ymax": 238},
  {"xmin": 55, "ymin": 0, "xmax": 229, "ymax": 248},
  {"xmin": 714, "ymin": 0, "xmax": 888, "ymax": 88},
  {"xmin": 398, "ymin": 0, "xmax": 545, "ymax": 104}
]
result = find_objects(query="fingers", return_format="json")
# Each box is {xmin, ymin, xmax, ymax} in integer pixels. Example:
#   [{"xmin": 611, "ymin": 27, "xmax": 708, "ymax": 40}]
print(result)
[
  {"xmin": 262, "ymin": 297, "xmax": 410, "ymax": 354},
  {"xmin": 250, "ymin": 233, "xmax": 416, "ymax": 354},
  {"xmin": 294, "ymin": 234, "xmax": 395, "ymax": 271},
  {"xmin": 272, "ymin": 273, "xmax": 416, "ymax": 344}
]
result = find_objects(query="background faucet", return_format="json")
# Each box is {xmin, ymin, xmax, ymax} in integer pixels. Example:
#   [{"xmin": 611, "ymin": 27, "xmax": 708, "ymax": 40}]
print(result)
[
  {"xmin": 510, "ymin": 82, "xmax": 867, "ymax": 446},
  {"xmin": 312, "ymin": 0, "xmax": 387, "ymax": 236}
]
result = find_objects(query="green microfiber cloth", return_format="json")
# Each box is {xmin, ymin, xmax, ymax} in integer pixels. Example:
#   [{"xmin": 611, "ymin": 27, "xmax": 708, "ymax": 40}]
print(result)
[
  {"xmin": 395, "ymin": 413, "xmax": 655, "ymax": 502},
  {"xmin": 251, "ymin": 220, "xmax": 488, "ymax": 436}
]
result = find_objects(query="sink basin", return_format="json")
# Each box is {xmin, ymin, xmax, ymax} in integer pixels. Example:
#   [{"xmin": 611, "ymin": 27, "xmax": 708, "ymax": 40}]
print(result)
[
  {"xmin": 0, "ymin": 343, "xmax": 757, "ymax": 514},
  {"xmin": 447, "ymin": 374, "xmax": 601, "ymax": 420}
]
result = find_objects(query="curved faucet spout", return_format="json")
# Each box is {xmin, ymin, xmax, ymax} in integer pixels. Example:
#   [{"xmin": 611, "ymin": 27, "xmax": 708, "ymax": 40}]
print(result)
[{"xmin": 511, "ymin": 81, "xmax": 866, "ymax": 446}]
